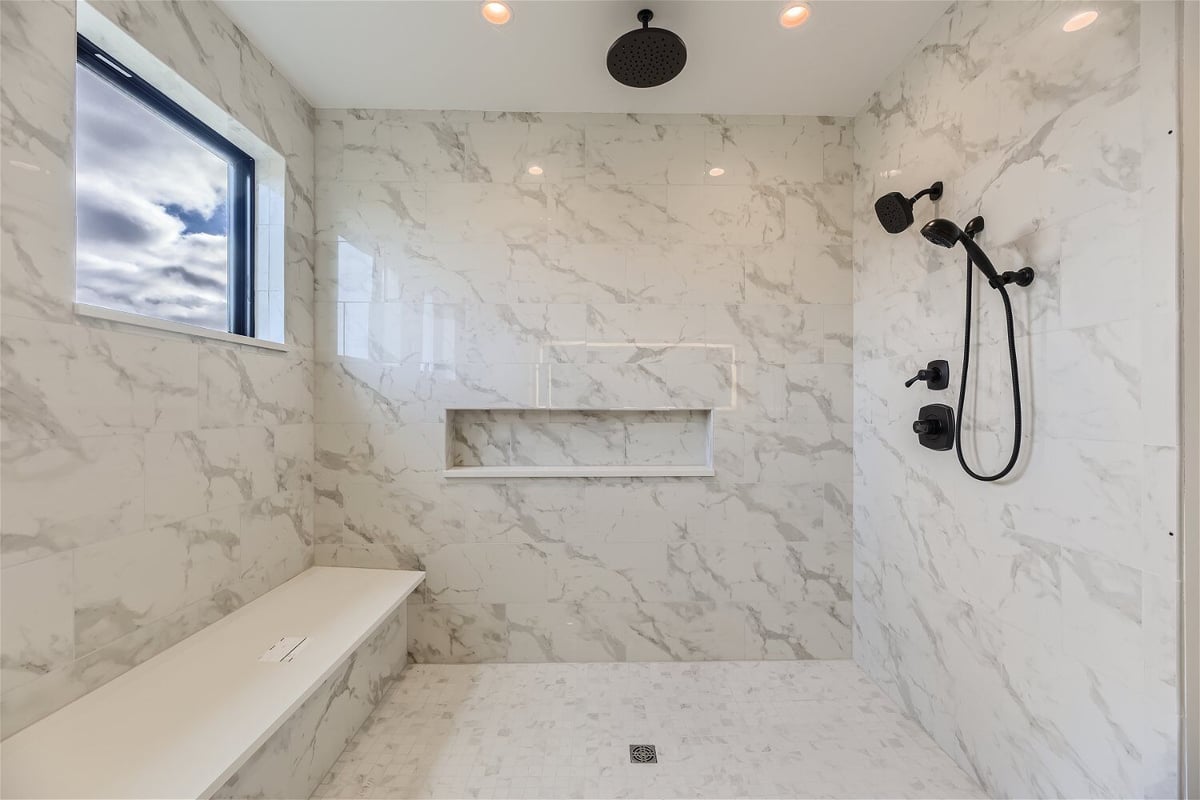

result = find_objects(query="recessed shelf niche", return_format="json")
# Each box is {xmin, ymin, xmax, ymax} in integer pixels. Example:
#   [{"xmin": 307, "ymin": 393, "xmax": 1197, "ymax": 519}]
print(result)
[{"xmin": 443, "ymin": 408, "xmax": 714, "ymax": 479}]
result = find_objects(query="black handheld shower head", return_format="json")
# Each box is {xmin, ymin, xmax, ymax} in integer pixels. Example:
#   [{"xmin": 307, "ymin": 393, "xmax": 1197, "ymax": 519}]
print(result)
[
  {"xmin": 919, "ymin": 217, "xmax": 963, "ymax": 249},
  {"xmin": 920, "ymin": 217, "xmax": 1034, "ymax": 290},
  {"xmin": 873, "ymin": 181, "xmax": 943, "ymax": 234},
  {"xmin": 921, "ymin": 217, "xmax": 1001, "ymax": 286}
]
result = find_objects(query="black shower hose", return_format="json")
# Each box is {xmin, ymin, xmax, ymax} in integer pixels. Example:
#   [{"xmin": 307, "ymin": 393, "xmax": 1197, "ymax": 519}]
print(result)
[{"xmin": 957, "ymin": 250, "xmax": 1022, "ymax": 481}]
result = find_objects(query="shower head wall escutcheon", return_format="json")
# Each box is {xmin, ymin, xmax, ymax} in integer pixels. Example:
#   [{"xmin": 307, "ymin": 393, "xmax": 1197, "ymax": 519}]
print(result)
[{"xmin": 873, "ymin": 181, "xmax": 943, "ymax": 234}]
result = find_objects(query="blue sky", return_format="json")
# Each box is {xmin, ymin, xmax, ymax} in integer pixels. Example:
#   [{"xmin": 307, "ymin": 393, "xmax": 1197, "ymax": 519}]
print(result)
[{"xmin": 75, "ymin": 64, "xmax": 231, "ymax": 331}]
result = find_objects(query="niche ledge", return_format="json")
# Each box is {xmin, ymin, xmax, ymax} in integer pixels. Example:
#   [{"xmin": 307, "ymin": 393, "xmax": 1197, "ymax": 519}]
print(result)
[{"xmin": 443, "ymin": 464, "xmax": 716, "ymax": 479}]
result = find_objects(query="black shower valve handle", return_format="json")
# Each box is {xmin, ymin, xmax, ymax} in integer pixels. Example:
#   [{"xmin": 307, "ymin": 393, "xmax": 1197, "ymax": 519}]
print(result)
[
  {"xmin": 905, "ymin": 370, "xmax": 933, "ymax": 388},
  {"xmin": 904, "ymin": 359, "xmax": 950, "ymax": 390}
]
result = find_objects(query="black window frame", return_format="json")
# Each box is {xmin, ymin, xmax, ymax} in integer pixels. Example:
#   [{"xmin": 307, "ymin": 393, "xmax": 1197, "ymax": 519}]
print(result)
[{"xmin": 75, "ymin": 33, "xmax": 256, "ymax": 337}]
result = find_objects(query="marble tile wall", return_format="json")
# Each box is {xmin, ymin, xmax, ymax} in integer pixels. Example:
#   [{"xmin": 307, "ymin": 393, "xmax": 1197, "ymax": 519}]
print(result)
[
  {"xmin": 851, "ymin": 2, "xmax": 1181, "ymax": 797},
  {"xmin": 0, "ymin": 0, "xmax": 316, "ymax": 736},
  {"xmin": 314, "ymin": 110, "xmax": 855, "ymax": 662}
]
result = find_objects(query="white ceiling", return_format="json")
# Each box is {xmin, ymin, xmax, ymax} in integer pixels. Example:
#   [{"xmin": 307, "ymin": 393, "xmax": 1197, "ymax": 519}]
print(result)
[{"xmin": 217, "ymin": 0, "xmax": 949, "ymax": 116}]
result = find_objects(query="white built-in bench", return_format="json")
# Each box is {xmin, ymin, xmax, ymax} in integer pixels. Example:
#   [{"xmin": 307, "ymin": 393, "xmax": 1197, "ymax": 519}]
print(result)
[{"xmin": 1, "ymin": 566, "xmax": 423, "ymax": 799}]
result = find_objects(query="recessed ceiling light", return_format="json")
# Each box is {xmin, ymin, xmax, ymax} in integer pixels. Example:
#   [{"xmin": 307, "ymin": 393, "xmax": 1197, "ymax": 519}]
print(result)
[
  {"xmin": 481, "ymin": 1, "xmax": 512, "ymax": 25},
  {"xmin": 1062, "ymin": 10, "xmax": 1098, "ymax": 32},
  {"xmin": 527, "ymin": 164, "xmax": 544, "ymax": 176},
  {"xmin": 779, "ymin": 2, "xmax": 811, "ymax": 29},
  {"xmin": 708, "ymin": 167, "xmax": 725, "ymax": 177}
]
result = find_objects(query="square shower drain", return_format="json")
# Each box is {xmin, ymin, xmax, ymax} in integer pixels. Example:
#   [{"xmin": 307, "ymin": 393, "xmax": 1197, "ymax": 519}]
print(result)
[{"xmin": 629, "ymin": 744, "xmax": 658, "ymax": 764}]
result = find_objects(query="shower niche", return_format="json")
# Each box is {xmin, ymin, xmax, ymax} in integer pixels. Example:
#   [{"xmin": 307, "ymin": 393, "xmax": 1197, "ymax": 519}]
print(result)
[{"xmin": 443, "ymin": 408, "xmax": 715, "ymax": 478}]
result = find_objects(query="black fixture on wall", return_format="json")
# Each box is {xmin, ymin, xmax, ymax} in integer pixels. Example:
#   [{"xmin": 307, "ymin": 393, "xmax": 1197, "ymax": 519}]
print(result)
[
  {"xmin": 607, "ymin": 9, "xmax": 687, "ymax": 88},
  {"xmin": 873, "ymin": 181, "xmax": 943, "ymax": 234},
  {"xmin": 905, "ymin": 359, "xmax": 949, "ymax": 390},
  {"xmin": 913, "ymin": 404, "xmax": 954, "ymax": 451},
  {"xmin": 920, "ymin": 215, "xmax": 1036, "ymax": 482}
]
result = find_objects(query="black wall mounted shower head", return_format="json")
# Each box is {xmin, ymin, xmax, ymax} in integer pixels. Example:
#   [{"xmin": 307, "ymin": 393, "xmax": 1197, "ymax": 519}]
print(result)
[
  {"xmin": 607, "ymin": 9, "xmax": 687, "ymax": 88},
  {"xmin": 874, "ymin": 181, "xmax": 943, "ymax": 234}
]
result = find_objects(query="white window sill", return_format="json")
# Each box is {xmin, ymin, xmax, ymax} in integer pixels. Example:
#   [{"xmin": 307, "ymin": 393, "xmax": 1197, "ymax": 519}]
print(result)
[{"xmin": 75, "ymin": 303, "xmax": 289, "ymax": 352}]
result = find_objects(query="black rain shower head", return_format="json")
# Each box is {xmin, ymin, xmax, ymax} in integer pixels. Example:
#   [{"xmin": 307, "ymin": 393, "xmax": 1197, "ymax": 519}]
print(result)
[
  {"xmin": 607, "ymin": 9, "xmax": 687, "ymax": 88},
  {"xmin": 874, "ymin": 181, "xmax": 944, "ymax": 234}
]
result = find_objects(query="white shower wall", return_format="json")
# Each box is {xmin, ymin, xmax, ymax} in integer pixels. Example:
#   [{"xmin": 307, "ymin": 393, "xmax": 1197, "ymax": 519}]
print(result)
[
  {"xmin": 852, "ymin": 2, "xmax": 1180, "ymax": 797},
  {"xmin": 0, "ymin": 0, "xmax": 316, "ymax": 737},
  {"xmin": 312, "ymin": 111, "xmax": 857, "ymax": 662}
]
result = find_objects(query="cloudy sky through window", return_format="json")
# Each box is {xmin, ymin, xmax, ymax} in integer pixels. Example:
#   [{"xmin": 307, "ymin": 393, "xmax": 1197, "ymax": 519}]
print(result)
[{"xmin": 75, "ymin": 64, "xmax": 231, "ymax": 331}]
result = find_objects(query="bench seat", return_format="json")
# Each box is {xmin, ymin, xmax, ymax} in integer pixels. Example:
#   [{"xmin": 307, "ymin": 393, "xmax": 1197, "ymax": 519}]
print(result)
[{"xmin": 1, "ymin": 566, "xmax": 423, "ymax": 799}]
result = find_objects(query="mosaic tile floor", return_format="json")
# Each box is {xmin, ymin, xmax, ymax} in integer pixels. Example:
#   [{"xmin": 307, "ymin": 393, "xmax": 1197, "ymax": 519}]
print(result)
[{"xmin": 313, "ymin": 660, "xmax": 985, "ymax": 799}]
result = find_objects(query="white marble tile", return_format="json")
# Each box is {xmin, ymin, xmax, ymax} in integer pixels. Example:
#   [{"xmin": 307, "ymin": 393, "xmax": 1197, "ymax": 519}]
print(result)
[
  {"xmin": 1, "ymin": 317, "xmax": 199, "ymax": 440},
  {"xmin": 198, "ymin": 345, "xmax": 310, "ymax": 428},
  {"xmin": 1, "ymin": 553, "xmax": 74, "ymax": 692},
  {"xmin": 667, "ymin": 185, "xmax": 785, "ymax": 245},
  {"xmin": 706, "ymin": 303, "xmax": 823, "ymax": 366},
  {"xmin": 586, "ymin": 124, "xmax": 704, "ymax": 185},
  {"xmin": 424, "ymin": 543, "xmax": 550, "ymax": 604},
  {"xmin": 407, "ymin": 604, "xmax": 509, "ymax": 663},
  {"xmin": 786, "ymin": 182, "xmax": 853, "ymax": 244},
  {"xmin": 1, "ymin": 434, "xmax": 145, "ymax": 567},
  {"xmin": 626, "ymin": 243, "xmax": 744, "ymax": 304},
  {"xmin": 340, "ymin": 117, "xmax": 468, "ymax": 183},
  {"xmin": 508, "ymin": 242, "xmax": 626, "ymax": 304},
  {"xmin": 314, "ymin": 662, "xmax": 983, "ymax": 799},
  {"xmin": 549, "ymin": 183, "xmax": 669, "ymax": 243},
  {"xmin": 73, "ymin": 527, "xmax": 189, "ymax": 654},
  {"xmin": 585, "ymin": 302, "xmax": 707, "ymax": 365},
  {"xmin": 466, "ymin": 121, "xmax": 585, "ymax": 184},
  {"xmin": 0, "ymin": 0, "xmax": 76, "ymax": 324},
  {"xmin": 746, "ymin": 243, "xmax": 851, "ymax": 305},
  {"xmin": 144, "ymin": 427, "xmax": 277, "ymax": 528},
  {"xmin": 427, "ymin": 183, "xmax": 548, "ymax": 244},
  {"xmin": 463, "ymin": 303, "xmax": 586, "ymax": 365},
  {"xmin": 704, "ymin": 123, "xmax": 824, "ymax": 186}
]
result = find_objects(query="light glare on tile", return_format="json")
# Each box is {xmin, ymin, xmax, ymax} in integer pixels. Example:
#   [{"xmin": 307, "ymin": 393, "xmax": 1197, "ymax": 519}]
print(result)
[
  {"xmin": 1062, "ymin": 10, "xmax": 1098, "ymax": 31},
  {"xmin": 481, "ymin": 1, "xmax": 512, "ymax": 25},
  {"xmin": 779, "ymin": 3, "xmax": 811, "ymax": 29},
  {"xmin": 708, "ymin": 167, "xmax": 725, "ymax": 177},
  {"xmin": 527, "ymin": 164, "xmax": 544, "ymax": 176}
]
